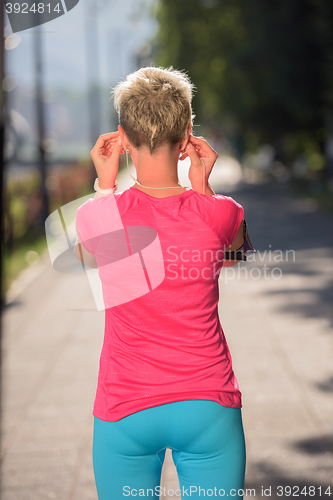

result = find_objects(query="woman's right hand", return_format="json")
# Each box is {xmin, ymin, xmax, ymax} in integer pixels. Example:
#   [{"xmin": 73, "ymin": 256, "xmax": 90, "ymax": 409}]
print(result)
[
  {"xmin": 90, "ymin": 132, "xmax": 123, "ymax": 190},
  {"xmin": 179, "ymin": 134, "xmax": 218, "ymax": 188}
]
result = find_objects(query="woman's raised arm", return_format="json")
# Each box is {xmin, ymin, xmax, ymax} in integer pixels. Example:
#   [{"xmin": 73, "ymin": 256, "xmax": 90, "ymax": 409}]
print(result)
[{"xmin": 180, "ymin": 134, "xmax": 217, "ymax": 196}]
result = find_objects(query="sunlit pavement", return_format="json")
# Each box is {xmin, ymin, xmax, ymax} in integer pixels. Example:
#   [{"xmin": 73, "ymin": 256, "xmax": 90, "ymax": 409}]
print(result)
[{"xmin": 2, "ymin": 159, "xmax": 333, "ymax": 499}]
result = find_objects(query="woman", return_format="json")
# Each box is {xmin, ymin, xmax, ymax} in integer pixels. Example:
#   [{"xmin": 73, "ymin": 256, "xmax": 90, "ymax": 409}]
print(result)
[{"xmin": 74, "ymin": 66, "xmax": 254, "ymax": 500}]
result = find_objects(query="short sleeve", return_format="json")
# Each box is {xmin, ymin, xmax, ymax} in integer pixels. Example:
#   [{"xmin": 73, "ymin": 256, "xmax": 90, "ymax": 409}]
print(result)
[
  {"xmin": 75, "ymin": 196, "xmax": 124, "ymax": 255},
  {"xmin": 213, "ymin": 195, "xmax": 244, "ymax": 247}
]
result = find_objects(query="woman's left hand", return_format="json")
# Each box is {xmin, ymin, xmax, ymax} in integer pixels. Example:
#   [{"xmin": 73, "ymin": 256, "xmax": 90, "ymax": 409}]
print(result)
[
  {"xmin": 90, "ymin": 132, "xmax": 124, "ymax": 189},
  {"xmin": 179, "ymin": 134, "xmax": 218, "ymax": 187}
]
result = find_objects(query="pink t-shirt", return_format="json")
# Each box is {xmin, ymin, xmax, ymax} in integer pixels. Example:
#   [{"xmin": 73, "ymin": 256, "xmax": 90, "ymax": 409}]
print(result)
[{"xmin": 75, "ymin": 186, "xmax": 244, "ymax": 422}]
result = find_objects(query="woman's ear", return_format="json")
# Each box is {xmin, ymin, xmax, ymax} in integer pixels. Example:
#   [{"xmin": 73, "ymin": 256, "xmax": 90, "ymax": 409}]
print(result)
[
  {"xmin": 118, "ymin": 125, "xmax": 125, "ymax": 145},
  {"xmin": 118, "ymin": 125, "xmax": 130, "ymax": 150},
  {"xmin": 182, "ymin": 125, "xmax": 192, "ymax": 150}
]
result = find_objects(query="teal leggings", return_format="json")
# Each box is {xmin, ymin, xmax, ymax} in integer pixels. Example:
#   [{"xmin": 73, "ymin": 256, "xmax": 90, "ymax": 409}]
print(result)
[{"xmin": 92, "ymin": 400, "xmax": 246, "ymax": 500}]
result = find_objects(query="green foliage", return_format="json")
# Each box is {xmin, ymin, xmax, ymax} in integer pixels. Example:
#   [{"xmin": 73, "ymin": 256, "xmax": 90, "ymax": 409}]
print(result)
[
  {"xmin": 2, "ymin": 235, "xmax": 48, "ymax": 300},
  {"xmin": 3, "ymin": 162, "xmax": 94, "ymax": 297},
  {"xmin": 4, "ymin": 162, "xmax": 93, "ymax": 249},
  {"xmin": 153, "ymin": 0, "xmax": 333, "ymax": 170}
]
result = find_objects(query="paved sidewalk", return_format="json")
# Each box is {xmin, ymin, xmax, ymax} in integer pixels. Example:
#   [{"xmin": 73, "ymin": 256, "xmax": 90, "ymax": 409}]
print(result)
[{"xmin": 1, "ymin": 160, "xmax": 333, "ymax": 499}]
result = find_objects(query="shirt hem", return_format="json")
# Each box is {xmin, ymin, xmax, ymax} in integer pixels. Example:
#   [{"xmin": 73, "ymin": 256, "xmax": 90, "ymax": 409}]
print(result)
[{"xmin": 92, "ymin": 391, "xmax": 242, "ymax": 422}]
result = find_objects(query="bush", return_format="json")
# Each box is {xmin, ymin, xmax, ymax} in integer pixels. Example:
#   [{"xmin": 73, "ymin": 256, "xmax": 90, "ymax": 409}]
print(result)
[{"xmin": 2, "ymin": 161, "xmax": 94, "ymax": 298}]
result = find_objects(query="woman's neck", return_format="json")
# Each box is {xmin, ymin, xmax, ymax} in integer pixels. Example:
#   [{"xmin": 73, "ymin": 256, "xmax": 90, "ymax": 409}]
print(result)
[{"xmin": 129, "ymin": 144, "xmax": 188, "ymax": 197}]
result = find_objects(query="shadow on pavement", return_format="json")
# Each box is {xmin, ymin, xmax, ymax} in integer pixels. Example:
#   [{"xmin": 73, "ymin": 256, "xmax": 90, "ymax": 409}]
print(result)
[
  {"xmin": 1, "ymin": 299, "xmax": 22, "ymax": 310},
  {"xmin": 245, "ymin": 466, "xmax": 331, "ymax": 500},
  {"xmin": 315, "ymin": 377, "xmax": 333, "ymax": 393},
  {"xmin": 216, "ymin": 181, "xmax": 333, "ymax": 252},
  {"xmin": 216, "ymin": 181, "xmax": 333, "ymax": 329},
  {"xmin": 293, "ymin": 434, "xmax": 333, "ymax": 454},
  {"xmin": 245, "ymin": 432, "xmax": 333, "ymax": 498}
]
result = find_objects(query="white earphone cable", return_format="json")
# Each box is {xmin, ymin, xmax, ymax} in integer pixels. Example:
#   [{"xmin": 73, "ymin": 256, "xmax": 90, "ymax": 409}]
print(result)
[
  {"xmin": 200, "ymin": 158, "xmax": 205, "ymax": 195},
  {"xmin": 126, "ymin": 148, "xmax": 206, "ymax": 194},
  {"xmin": 126, "ymin": 149, "xmax": 185, "ymax": 189}
]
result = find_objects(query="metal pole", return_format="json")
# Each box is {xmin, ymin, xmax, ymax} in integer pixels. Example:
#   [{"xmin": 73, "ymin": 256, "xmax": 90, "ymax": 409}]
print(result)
[
  {"xmin": 33, "ymin": 22, "xmax": 49, "ymax": 233},
  {"xmin": 84, "ymin": 0, "xmax": 102, "ymax": 184}
]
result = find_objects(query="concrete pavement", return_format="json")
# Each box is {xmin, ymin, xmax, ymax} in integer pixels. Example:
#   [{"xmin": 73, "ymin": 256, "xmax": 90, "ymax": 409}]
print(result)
[{"xmin": 1, "ymin": 159, "xmax": 333, "ymax": 499}]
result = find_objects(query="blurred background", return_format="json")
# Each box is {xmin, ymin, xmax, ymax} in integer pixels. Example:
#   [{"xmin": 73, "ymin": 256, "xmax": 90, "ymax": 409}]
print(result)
[{"xmin": 1, "ymin": 0, "xmax": 332, "ymax": 499}]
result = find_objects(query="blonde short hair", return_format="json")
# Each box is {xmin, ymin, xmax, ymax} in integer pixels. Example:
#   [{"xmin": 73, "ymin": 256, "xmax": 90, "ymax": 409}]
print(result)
[{"xmin": 112, "ymin": 66, "xmax": 195, "ymax": 153}]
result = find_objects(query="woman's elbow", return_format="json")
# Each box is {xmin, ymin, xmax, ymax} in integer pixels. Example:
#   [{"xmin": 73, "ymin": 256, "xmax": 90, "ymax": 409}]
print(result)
[
  {"xmin": 73, "ymin": 244, "xmax": 98, "ymax": 269},
  {"xmin": 222, "ymin": 260, "xmax": 240, "ymax": 268}
]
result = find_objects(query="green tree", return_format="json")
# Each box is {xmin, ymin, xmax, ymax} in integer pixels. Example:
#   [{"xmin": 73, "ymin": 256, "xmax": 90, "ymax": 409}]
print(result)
[{"xmin": 153, "ymin": 0, "xmax": 333, "ymax": 172}]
